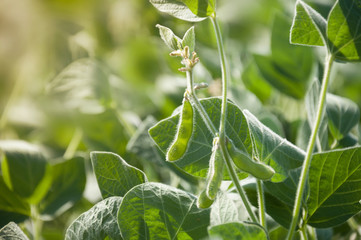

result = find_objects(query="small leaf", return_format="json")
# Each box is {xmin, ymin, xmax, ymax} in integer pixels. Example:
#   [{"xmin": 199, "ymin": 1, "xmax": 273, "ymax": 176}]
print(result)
[
  {"xmin": 149, "ymin": 0, "xmax": 207, "ymax": 22},
  {"xmin": 243, "ymin": 110, "xmax": 305, "ymax": 182},
  {"xmin": 290, "ymin": 0, "xmax": 327, "ymax": 46},
  {"xmin": 182, "ymin": 26, "xmax": 195, "ymax": 53},
  {"xmin": 39, "ymin": 157, "xmax": 86, "ymax": 220},
  {"xmin": 117, "ymin": 182, "xmax": 210, "ymax": 240},
  {"xmin": 326, "ymin": 94, "xmax": 360, "ymax": 141},
  {"xmin": 181, "ymin": 0, "xmax": 215, "ymax": 18},
  {"xmin": 91, "ymin": 152, "xmax": 147, "ymax": 198},
  {"xmin": 149, "ymin": 97, "xmax": 252, "ymax": 180},
  {"xmin": 327, "ymin": 0, "xmax": 361, "ymax": 61},
  {"xmin": 0, "ymin": 222, "xmax": 29, "ymax": 240},
  {"xmin": 208, "ymin": 222, "xmax": 268, "ymax": 240},
  {"xmin": 0, "ymin": 140, "xmax": 48, "ymax": 201},
  {"xmin": 210, "ymin": 192, "xmax": 239, "ymax": 226},
  {"xmin": 65, "ymin": 196, "xmax": 122, "ymax": 240},
  {"xmin": 307, "ymin": 147, "xmax": 361, "ymax": 228},
  {"xmin": 156, "ymin": 24, "xmax": 182, "ymax": 50}
]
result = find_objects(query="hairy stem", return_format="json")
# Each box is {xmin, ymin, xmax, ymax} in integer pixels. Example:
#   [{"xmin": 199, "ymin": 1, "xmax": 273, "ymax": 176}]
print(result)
[
  {"xmin": 286, "ymin": 55, "xmax": 334, "ymax": 240},
  {"xmin": 257, "ymin": 179, "xmax": 267, "ymax": 229},
  {"xmin": 210, "ymin": 16, "xmax": 228, "ymax": 143}
]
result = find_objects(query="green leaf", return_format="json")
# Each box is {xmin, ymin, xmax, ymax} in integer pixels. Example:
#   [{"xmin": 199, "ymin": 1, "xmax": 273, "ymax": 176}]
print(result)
[
  {"xmin": 326, "ymin": 94, "xmax": 360, "ymax": 141},
  {"xmin": 210, "ymin": 192, "xmax": 239, "ymax": 226},
  {"xmin": 149, "ymin": 97, "xmax": 252, "ymax": 179},
  {"xmin": 47, "ymin": 58, "xmax": 112, "ymax": 114},
  {"xmin": 117, "ymin": 182, "xmax": 210, "ymax": 240},
  {"xmin": 0, "ymin": 177, "xmax": 30, "ymax": 220},
  {"xmin": 91, "ymin": 152, "xmax": 147, "ymax": 198},
  {"xmin": 208, "ymin": 222, "xmax": 268, "ymax": 240},
  {"xmin": 290, "ymin": 0, "xmax": 327, "ymax": 46},
  {"xmin": 0, "ymin": 140, "xmax": 48, "ymax": 202},
  {"xmin": 243, "ymin": 110, "xmax": 305, "ymax": 182},
  {"xmin": 327, "ymin": 0, "xmax": 361, "ymax": 61},
  {"xmin": 181, "ymin": 0, "xmax": 215, "ymax": 18},
  {"xmin": 182, "ymin": 26, "xmax": 195, "ymax": 53},
  {"xmin": 65, "ymin": 196, "xmax": 123, "ymax": 240},
  {"xmin": 305, "ymin": 79, "xmax": 328, "ymax": 151},
  {"xmin": 149, "ymin": 0, "xmax": 207, "ymax": 22},
  {"xmin": 0, "ymin": 222, "xmax": 29, "ymax": 240},
  {"xmin": 39, "ymin": 157, "xmax": 86, "ymax": 220},
  {"xmin": 306, "ymin": 147, "xmax": 361, "ymax": 228},
  {"xmin": 156, "ymin": 24, "xmax": 182, "ymax": 50}
]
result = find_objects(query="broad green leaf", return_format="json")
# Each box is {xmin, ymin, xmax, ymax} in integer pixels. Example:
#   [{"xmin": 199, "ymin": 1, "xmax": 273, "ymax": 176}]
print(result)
[
  {"xmin": 91, "ymin": 152, "xmax": 147, "ymax": 198},
  {"xmin": 339, "ymin": 133, "xmax": 358, "ymax": 148},
  {"xmin": 126, "ymin": 116, "xmax": 197, "ymax": 183},
  {"xmin": 241, "ymin": 61, "xmax": 272, "ymax": 103},
  {"xmin": 327, "ymin": 0, "xmax": 361, "ymax": 61},
  {"xmin": 243, "ymin": 110, "xmax": 305, "ymax": 182},
  {"xmin": 182, "ymin": 26, "xmax": 195, "ymax": 53},
  {"xmin": 326, "ymin": 94, "xmax": 360, "ymax": 141},
  {"xmin": 0, "ymin": 140, "xmax": 48, "ymax": 202},
  {"xmin": 117, "ymin": 182, "xmax": 210, "ymax": 240},
  {"xmin": 305, "ymin": 79, "xmax": 328, "ymax": 151},
  {"xmin": 149, "ymin": 97, "xmax": 252, "ymax": 179},
  {"xmin": 0, "ymin": 177, "xmax": 30, "ymax": 220},
  {"xmin": 307, "ymin": 147, "xmax": 361, "ymax": 228},
  {"xmin": 65, "ymin": 196, "xmax": 122, "ymax": 240},
  {"xmin": 39, "ymin": 157, "xmax": 86, "ymax": 220},
  {"xmin": 208, "ymin": 222, "xmax": 268, "ymax": 240},
  {"xmin": 0, "ymin": 222, "xmax": 29, "ymax": 240},
  {"xmin": 253, "ymin": 54, "xmax": 309, "ymax": 99},
  {"xmin": 210, "ymin": 192, "xmax": 239, "ymax": 226},
  {"xmin": 269, "ymin": 226, "xmax": 299, "ymax": 240},
  {"xmin": 156, "ymin": 24, "xmax": 182, "ymax": 50},
  {"xmin": 181, "ymin": 0, "xmax": 215, "ymax": 18},
  {"xmin": 47, "ymin": 58, "xmax": 112, "ymax": 114},
  {"xmin": 149, "ymin": 0, "xmax": 207, "ymax": 22},
  {"xmin": 290, "ymin": 0, "xmax": 327, "ymax": 46}
]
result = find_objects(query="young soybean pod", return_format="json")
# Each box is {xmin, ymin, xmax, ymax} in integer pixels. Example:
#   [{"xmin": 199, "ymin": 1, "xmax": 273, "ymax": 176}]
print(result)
[
  {"xmin": 166, "ymin": 96, "xmax": 194, "ymax": 162},
  {"xmin": 197, "ymin": 189, "xmax": 214, "ymax": 209},
  {"xmin": 205, "ymin": 137, "xmax": 224, "ymax": 200},
  {"xmin": 226, "ymin": 138, "xmax": 275, "ymax": 180}
]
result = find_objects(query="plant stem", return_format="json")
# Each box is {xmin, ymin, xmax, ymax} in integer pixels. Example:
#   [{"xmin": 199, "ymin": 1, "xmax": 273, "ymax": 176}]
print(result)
[
  {"xmin": 257, "ymin": 179, "xmax": 267, "ymax": 229},
  {"xmin": 186, "ymin": 65, "xmax": 258, "ymax": 223},
  {"xmin": 210, "ymin": 16, "xmax": 228, "ymax": 144},
  {"xmin": 63, "ymin": 127, "xmax": 83, "ymax": 159},
  {"xmin": 300, "ymin": 226, "xmax": 308, "ymax": 240},
  {"xmin": 286, "ymin": 54, "xmax": 334, "ymax": 240},
  {"xmin": 31, "ymin": 205, "xmax": 43, "ymax": 240}
]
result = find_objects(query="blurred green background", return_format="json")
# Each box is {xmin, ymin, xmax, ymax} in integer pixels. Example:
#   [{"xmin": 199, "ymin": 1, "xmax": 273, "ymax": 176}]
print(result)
[{"xmin": 1, "ymin": 0, "xmax": 360, "ymax": 238}]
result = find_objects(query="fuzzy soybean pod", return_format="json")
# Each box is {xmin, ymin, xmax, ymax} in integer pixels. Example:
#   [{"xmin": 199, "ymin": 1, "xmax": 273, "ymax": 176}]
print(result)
[
  {"xmin": 226, "ymin": 138, "xmax": 275, "ymax": 180},
  {"xmin": 197, "ymin": 189, "xmax": 214, "ymax": 209},
  {"xmin": 205, "ymin": 138, "xmax": 224, "ymax": 200},
  {"xmin": 166, "ymin": 98, "xmax": 194, "ymax": 162}
]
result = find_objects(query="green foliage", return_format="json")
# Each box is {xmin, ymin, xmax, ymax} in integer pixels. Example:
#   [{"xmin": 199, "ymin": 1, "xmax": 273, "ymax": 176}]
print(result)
[
  {"xmin": 117, "ymin": 182, "xmax": 210, "ymax": 239},
  {"xmin": 208, "ymin": 222, "xmax": 268, "ymax": 240},
  {"xmin": 0, "ymin": 222, "xmax": 29, "ymax": 240}
]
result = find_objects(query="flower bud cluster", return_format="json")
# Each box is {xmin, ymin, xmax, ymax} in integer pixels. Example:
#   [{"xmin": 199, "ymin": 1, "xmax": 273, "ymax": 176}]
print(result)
[{"xmin": 170, "ymin": 46, "xmax": 199, "ymax": 72}]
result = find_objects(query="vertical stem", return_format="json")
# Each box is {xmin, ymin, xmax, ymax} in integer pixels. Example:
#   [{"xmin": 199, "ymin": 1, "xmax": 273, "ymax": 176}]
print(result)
[
  {"xmin": 210, "ymin": 16, "xmax": 228, "ymax": 143},
  {"xmin": 63, "ymin": 128, "xmax": 83, "ymax": 159},
  {"xmin": 300, "ymin": 226, "xmax": 308, "ymax": 240},
  {"xmin": 286, "ymin": 55, "xmax": 334, "ymax": 240},
  {"xmin": 31, "ymin": 205, "xmax": 43, "ymax": 240},
  {"xmin": 257, "ymin": 179, "xmax": 267, "ymax": 229}
]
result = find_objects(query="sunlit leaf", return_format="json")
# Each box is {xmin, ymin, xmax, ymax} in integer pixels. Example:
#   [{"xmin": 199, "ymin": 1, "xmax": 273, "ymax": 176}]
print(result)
[
  {"xmin": 65, "ymin": 197, "xmax": 122, "ymax": 240},
  {"xmin": 156, "ymin": 24, "xmax": 182, "ymax": 50},
  {"xmin": 327, "ymin": 0, "xmax": 361, "ymax": 61},
  {"xmin": 209, "ymin": 192, "xmax": 239, "ymax": 226},
  {"xmin": 307, "ymin": 147, "xmax": 361, "ymax": 228},
  {"xmin": 91, "ymin": 152, "xmax": 147, "ymax": 198},
  {"xmin": 182, "ymin": 26, "xmax": 195, "ymax": 53},
  {"xmin": 208, "ymin": 222, "xmax": 268, "ymax": 240},
  {"xmin": 0, "ymin": 222, "xmax": 29, "ymax": 240},
  {"xmin": 117, "ymin": 182, "xmax": 210, "ymax": 239},
  {"xmin": 243, "ymin": 110, "xmax": 305, "ymax": 182},
  {"xmin": 290, "ymin": 0, "xmax": 327, "ymax": 46},
  {"xmin": 149, "ymin": 97, "xmax": 252, "ymax": 179}
]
